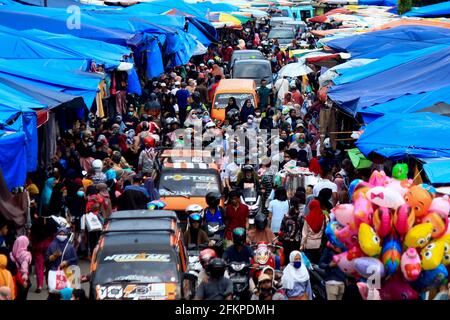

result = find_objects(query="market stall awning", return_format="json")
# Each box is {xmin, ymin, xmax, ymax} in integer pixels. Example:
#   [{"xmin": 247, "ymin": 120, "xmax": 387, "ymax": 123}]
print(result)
[
  {"xmin": 305, "ymin": 52, "xmax": 350, "ymax": 68},
  {"xmin": 327, "ymin": 44, "xmax": 450, "ymax": 116},
  {"xmin": 404, "ymin": 1, "xmax": 450, "ymax": 18},
  {"xmin": 420, "ymin": 158, "xmax": 450, "ymax": 185},
  {"xmin": 356, "ymin": 113, "xmax": 450, "ymax": 160}
]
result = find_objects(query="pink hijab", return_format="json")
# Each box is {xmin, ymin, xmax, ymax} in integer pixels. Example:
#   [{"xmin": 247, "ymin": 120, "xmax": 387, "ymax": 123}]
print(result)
[
  {"xmin": 10, "ymin": 236, "xmax": 32, "ymax": 267},
  {"xmin": 253, "ymin": 33, "xmax": 261, "ymax": 47}
]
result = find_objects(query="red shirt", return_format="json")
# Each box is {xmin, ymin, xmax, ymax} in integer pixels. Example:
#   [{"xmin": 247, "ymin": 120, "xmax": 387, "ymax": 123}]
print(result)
[
  {"xmin": 208, "ymin": 82, "xmax": 220, "ymax": 102},
  {"xmin": 225, "ymin": 203, "xmax": 249, "ymax": 240},
  {"xmin": 291, "ymin": 90, "xmax": 304, "ymax": 106},
  {"xmin": 223, "ymin": 46, "xmax": 234, "ymax": 63}
]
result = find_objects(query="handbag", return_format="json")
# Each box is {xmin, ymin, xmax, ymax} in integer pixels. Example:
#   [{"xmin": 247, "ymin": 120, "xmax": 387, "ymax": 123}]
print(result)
[
  {"xmin": 84, "ymin": 212, "xmax": 103, "ymax": 232},
  {"xmin": 48, "ymin": 268, "xmax": 69, "ymax": 293}
]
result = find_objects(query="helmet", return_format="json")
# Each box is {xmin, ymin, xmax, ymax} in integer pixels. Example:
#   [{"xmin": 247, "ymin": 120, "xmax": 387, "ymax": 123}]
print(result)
[
  {"xmin": 206, "ymin": 192, "xmax": 221, "ymax": 207},
  {"xmin": 207, "ymin": 258, "xmax": 226, "ymax": 279},
  {"xmin": 199, "ymin": 249, "xmax": 217, "ymax": 268},
  {"xmin": 232, "ymin": 227, "xmax": 246, "ymax": 246},
  {"xmin": 227, "ymin": 109, "xmax": 240, "ymax": 120},
  {"xmin": 205, "ymin": 121, "xmax": 216, "ymax": 129},
  {"xmin": 143, "ymin": 136, "xmax": 155, "ymax": 148},
  {"xmin": 254, "ymin": 214, "xmax": 267, "ymax": 231},
  {"xmin": 188, "ymin": 213, "xmax": 202, "ymax": 226},
  {"xmin": 92, "ymin": 159, "xmax": 103, "ymax": 172},
  {"xmin": 186, "ymin": 204, "xmax": 203, "ymax": 215},
  {"xmin": 242, "ymin": 165, "xmax": 254, "ymax": 173}
]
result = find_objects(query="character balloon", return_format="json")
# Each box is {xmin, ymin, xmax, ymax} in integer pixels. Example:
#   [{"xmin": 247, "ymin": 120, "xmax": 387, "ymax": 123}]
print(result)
[
  {"xmin": 354, "ymin": 257, "xmax": 385, "ymax": 279},
  {"xmin": 404, "ymin": 185, "xmax": 433, "ymax": 219},
  {"xmin": 421, "ymin": 239, "xmax": 446, "ymax": 271},
  {"xmin": 331, "ymin": 204, "xmax": 355, "ymax": 229},
  {"xmin": 381, "ymin": 234, "xmax": 402, "ymax": 276},
  {"xmin": 401, "ymin": 248, "xmax": 421, "ymax": 282},
  {"xmin": 353, "ymin": 193, "xmax": 373, "ymax": 227},
  {"xmin": 358, "ymin": 223, "xmax": 382, "ymax": 257},
  {"xmin": 367, "ymin": 186, "xmax": 405, "ymax": 209},
  {"xmin": 404, "ymin": 223, "xmax": 433, "ymax": 249},
  {"xmin": 373, "ymin": 207, "xmax": 393, "ymax": 238},
  {"xmin": 393, "ymin": 204, "xmax": 415, "ymax": 236}
]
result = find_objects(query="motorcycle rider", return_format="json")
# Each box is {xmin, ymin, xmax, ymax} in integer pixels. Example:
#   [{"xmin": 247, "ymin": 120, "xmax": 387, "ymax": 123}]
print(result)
[
  {"xmin": 186, "ymin": 92, "xmax": 208, "ymax": 115},
  {"xmin": 203, "ymin": 192, "xmax": 225, "ymax": 228},
  {"xmin": 237, "ymin": 165, "xmax": 261, "ymax": 193},
  {"xmin": 195, "ymin": 258, "xmax": 233, "ymax": 300},
  {"xmin": 223, "ymin": 228, "xmax": 253, "ymax": 264},
  {"xmin": 247, "ymin": 214, "xmax": 276, "ymax": 244},
  {"xmin": 184, "ymin": 213, "xmax": 209, "ymax": 247},
  {"xmin": 197, "ymin": 248, "xmax": 218, "ymax": 287}
]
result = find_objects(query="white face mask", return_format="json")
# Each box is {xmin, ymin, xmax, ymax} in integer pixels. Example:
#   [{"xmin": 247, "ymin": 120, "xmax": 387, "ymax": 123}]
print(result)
[{"xmin": 56, "ymin": 235, "xmax": 68, "ymax": 242}]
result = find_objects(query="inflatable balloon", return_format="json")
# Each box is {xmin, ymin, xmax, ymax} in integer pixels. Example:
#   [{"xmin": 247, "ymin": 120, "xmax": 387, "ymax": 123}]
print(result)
[
  {"xmin": 421, "ymin": 239, "xmax": 446, "ymax": 271},
  {"xmin": 331, "ymin": 204, "xmax": 355, "ymax": 229},
  {"xmin": 352, "ymin": 182, "xmax": 371, "ymax": 202},
  {"xmin": 347, "ymin": 246, "xmax": 364, "ymax": 260},
  {"xmin": 369, "ymin": 170, "xmax": 388, "ymax": 187},
  {"xmin": 422, "ymin": 212, "xmax": 448, "ymax": 239},
  {"xmin": 392, "ymin": 163, "xmax": 408, "ymax": 181},
  {"xmin": 380, "ymin": 274, "xmax": 419, "ymax": 300},
  {"xmin": 353, "ymin": 193, "xmax": 373, "ymax": 226},
  {"xmin": 357, "ymin": 282, "xmax": 381, "ymax": 300},
  {"xmin": 384, "ymin": 178, "xmax": 411, "ymax": 197},
  {"xmin": 333, "ymin": 252, "xmax": 359, "ymax": 277},
  {"xmin": 393, "ymin": 204, "xmax": 415, "ymax": 235},
  {"xmin": 335, "ymin": 224, "xmax": 359, "ymax": 249},
  {"xmin": 404, "ymin": 185, "xmax": 433, "ymax": 219},
  {"xmin": 325, "ymin": 221, "xmax": 347, "ymax": 251},
  {"xmin": 415, "ymin": 264, "xmax": 448, "ymax": 290},
  {"xmin": 401, "ymin": 248, "xmax": 421, "ymax": 282},
  {"xmin": 373, "ymin": 207, "xmax": 393, "ymax": 238},
  {"xmin": 367, "ymin": 186, "xmax": 405, "ymax": 209},
  {"xmin": 354, "ymin": 257, "xmax": 385, "ymax": 278},
  {"xmin": 381, "ymin": 234, "xmax": 402, "ymax": 276},
  {"xmin": 348, "ymin": 179, "xmax": 363, "ymax": 201},
  {"xmin": 427, "ymin": 195, "xmax": 450, "ymax": 220},
  {"xmin": 358, "ymin": 223, "xmax": 382, "ymax": 257},
  {"xmin": 420, "ymin": 184, "xmax": 437, "ymax": 195},
  {"xmin": 404, "ymin": 223, "xmax": 433, "ymax": 249}
]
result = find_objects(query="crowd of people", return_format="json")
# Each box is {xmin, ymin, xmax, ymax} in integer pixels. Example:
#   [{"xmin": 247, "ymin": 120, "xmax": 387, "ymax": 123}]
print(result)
[{"xmin": 1, "ymin": 15, "xmax": 448, "ymax": 301}]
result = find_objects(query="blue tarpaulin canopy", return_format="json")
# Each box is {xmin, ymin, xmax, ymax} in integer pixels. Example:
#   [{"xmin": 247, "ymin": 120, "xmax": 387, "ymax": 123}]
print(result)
[
  {"xmin": 334, "ymin": 44, "xmax": 449, "ymax": 85},
  {"xmin": 405, "ymin": 1, "xmax": 450, "ymax": 17},
  {"xmin": 358, "ymin": 0, "xmax": 397, "ymax": 6},
  {"xmin": 356, "ymin": 113, "xmax": 450, "ymax": 160},
  {"xmin": 420, "ymin": 158, "xmax": 450, "ymax": 184},
  {"xmin": 359, "ymin": 85, "xmax": 450, "ymax": 123},
  {"xmin": 326, "ymin": 26, "xmax": 450, "ymax": 59},
  {"xmin": 0, "ymin": 59, "xmax": 103, "ymax": 108},
  {"xmin": 0, "ymin": 131, "xmax": 27, "ymax": 190},
  {"xmin": 0, "ymin": 26, "xmax": 130, "ymax": 70},
  {"xmin": 327, "ymin": 44, "xmax": 450, "ymax": 116}
]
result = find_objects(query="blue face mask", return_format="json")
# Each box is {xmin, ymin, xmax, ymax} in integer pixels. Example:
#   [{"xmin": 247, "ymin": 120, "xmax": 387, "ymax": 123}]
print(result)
[
  {"xmin": 77, "ymin": 190, "xmax": 85, "ymax": 198},
  {"xmin": 293, "ymin": 261, "xmax": 302, "ymax": 269}
]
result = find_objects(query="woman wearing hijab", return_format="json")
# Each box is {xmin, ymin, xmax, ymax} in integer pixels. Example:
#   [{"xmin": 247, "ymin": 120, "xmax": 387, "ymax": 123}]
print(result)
[
  {"xmin": 240, "ymin": 99, "xmax": 256, "ymax": 123},
  {"xmin": 225, "ymin": 97, "xmax": 239, "ymax": 115},
  {"xmin": 281, "ymin": 251, "xmax": 312, "ymax": 300},
  {"xmin": 144, "ymin": 177, "xmax": 160, "ymax": 202},
  {"xmin": 10, "ymin": 236, "xmax": 32, "ymax": 300},
  {"xmin": 48, "ymin": 182, "xmax": 66, "ymax": 217},
  {"xmin": 211, "ymin": 64, "xmax": 224, "ymax": 79},
  {"xmin": 309, "ymin": 157, "xmax": 323, "ymax": 177},
  {"xmin": 300, "ymin": 188, "xmax": 332, "ymax": 264},
  {"xmin": 0, "ymin": 254, "xmax": 15, "ymax": 299},
  {"xmin": 237, "ymin": 39, "xmax": 246, "ymax": 50},
  {"xmin": 45, "ymin": 227, "xmax": 78, "ymax": 272},
  {"xmin": 253, "ymin": 33, "xmax": 261, "ymax": 47}
]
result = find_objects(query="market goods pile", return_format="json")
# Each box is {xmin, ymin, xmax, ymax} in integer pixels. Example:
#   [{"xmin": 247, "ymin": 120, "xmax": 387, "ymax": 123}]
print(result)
[{"xmin": 326, "ymin": 167, "xmax": 450, "ymax": 300}]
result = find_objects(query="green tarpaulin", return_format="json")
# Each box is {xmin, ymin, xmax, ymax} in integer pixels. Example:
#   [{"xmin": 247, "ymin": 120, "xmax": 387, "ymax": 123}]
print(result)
[{"xmin": 348, "ymin": 148, "xmax": 372, "ymax": 169}]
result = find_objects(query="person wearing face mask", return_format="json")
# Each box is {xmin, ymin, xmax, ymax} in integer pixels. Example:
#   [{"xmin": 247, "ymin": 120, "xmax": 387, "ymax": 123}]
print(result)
[
  {"xmin": 253, "ymin": 109, "xmax": 262, "ymax": 129},
  {"xmin": 240, "ymin": 99, "xmax": 256, "ymax": 123},
  {"xmin": 251, "ymin": 273, "xmax": 287, "ymax": 300},
  {"xmin": 281, "ymin": 250, "xmax": 312, "ymax": 300},
  {"xmin": 123, "ymin": 106, "xmax": 139, "ymax": 130},
  {"xmin": 77, "ymin": 130, "xmax": 95, "ymax": 172},
  {"xmin": 45, "ymin": 227, "xmax": 78, "ymax": 272}
]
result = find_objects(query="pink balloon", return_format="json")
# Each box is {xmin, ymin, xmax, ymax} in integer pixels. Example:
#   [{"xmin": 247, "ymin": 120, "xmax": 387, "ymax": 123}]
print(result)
[{"xmin": 332, "ymin": 204, "xmax": 355, "ymax": 228}]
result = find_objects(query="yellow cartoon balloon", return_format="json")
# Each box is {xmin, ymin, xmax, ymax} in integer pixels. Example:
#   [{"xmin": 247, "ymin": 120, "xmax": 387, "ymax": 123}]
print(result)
[
  {"xmin": 404, "ymin": 223, "xmax": 433, "ymax": 249},
  {"xmin": 421, "ymin": 239, "xmax": 445, "ymax": 270},
  {"xmin": 358, "ymin": 223, "xmax": 382, "ymax": 257},
  {"xmin": 441, "ymin": 234, "xmax": 450, "ymax": 266}
]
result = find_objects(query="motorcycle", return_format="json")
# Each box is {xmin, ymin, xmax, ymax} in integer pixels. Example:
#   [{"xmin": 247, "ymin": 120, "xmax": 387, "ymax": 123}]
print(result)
[
  {"xmin": 240, "ymin": 187, "xmax": 261, "ymax": 225},
  {"xmin": 186, "ymin": 243, "xmax": 208, "ymax": 299},
  {"xmin": 227, "ymin": 261, "xmax": 252, "ymax": 301}
]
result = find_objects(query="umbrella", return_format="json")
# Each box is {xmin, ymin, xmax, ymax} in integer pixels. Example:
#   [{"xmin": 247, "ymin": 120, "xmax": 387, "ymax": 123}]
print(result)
[
  {"xmin": 417, "ymin": 102, "xmax": 450, "ymax": 117},
  {"xmin": 278, "ymin": 62, "xmax": 313, "ymax": 78},
  {"xmin": 208, "ymin": 12, "xmax": 242, "ymax": 26},
  {"xmin": 348, "ymin": 148, "xmax": 372, "ymax": 169}
]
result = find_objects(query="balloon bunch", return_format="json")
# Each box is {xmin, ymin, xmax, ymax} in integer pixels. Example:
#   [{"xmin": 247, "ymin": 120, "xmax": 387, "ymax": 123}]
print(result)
[{"xmin": 326, "ymin": 167, "xmax": 450, "ymax": 300}]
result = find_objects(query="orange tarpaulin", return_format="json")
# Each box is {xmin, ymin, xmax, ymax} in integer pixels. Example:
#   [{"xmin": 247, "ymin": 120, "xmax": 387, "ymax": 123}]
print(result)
[{"xmin": 374, "ymin": 18, "xmax": 450, "ymax": 30}]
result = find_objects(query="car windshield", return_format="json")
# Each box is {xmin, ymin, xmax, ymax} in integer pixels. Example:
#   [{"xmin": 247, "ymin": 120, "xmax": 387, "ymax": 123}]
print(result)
[
  {"xmin": 158, "ymin": 172, "xmax": 220, "ymax": 197},
  {"xmin": 94, "ymin": 252, "xmax": 179, "ymax": 284},
  {"xmin": 233, "ymin": 63, "xmax": 272, "ymax": 85},
  {"xmin": 272, "ymin": 10, "xmax": 289, "ymax": 17},
  {"xmin": 214, "ymin": 93, "xmax": 255, "ymax": 109},
  {"xmin": 269, "ymin": 29, "xmax": 295, "ymax": 39},
  {"xmin": 233, "ymin": 52, "xmax": 264, "ymax": 63}
]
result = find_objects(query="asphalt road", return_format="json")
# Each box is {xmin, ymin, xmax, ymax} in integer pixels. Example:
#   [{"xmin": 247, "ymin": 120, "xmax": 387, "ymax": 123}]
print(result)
[{"xmin": 27, "ymin": 259, "xmax": 91, "ymax": 300}]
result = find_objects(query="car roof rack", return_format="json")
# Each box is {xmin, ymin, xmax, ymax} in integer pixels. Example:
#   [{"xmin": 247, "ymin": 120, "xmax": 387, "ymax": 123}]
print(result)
[{"xmin": 106, "ymin": 210, "xmax": 178, "ymax": 221}]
